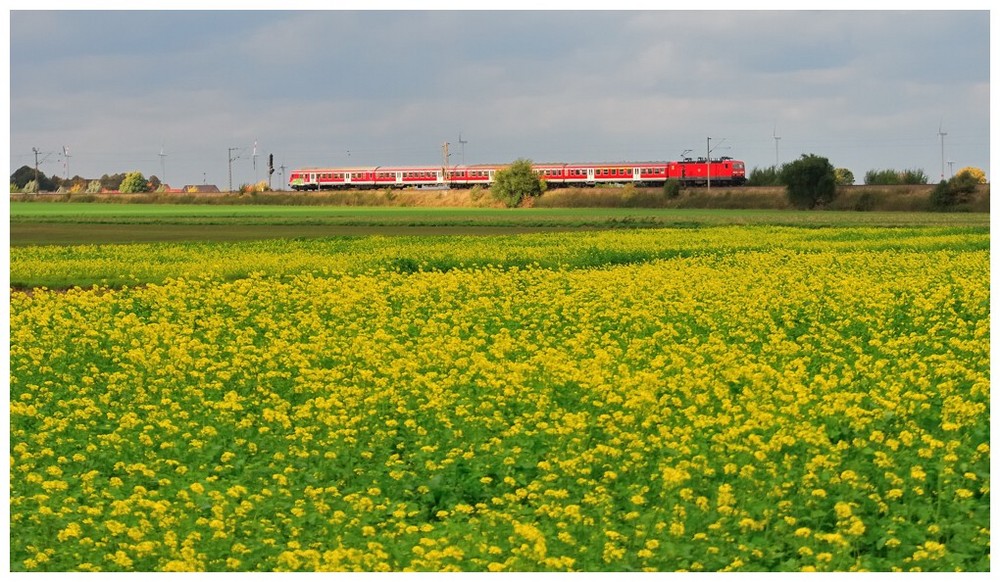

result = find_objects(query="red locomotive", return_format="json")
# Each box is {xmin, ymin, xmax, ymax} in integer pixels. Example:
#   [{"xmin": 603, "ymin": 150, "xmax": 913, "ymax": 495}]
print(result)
[{"xmin": 289, "ymin": 156, "xmax": 746, "ymax": 190}]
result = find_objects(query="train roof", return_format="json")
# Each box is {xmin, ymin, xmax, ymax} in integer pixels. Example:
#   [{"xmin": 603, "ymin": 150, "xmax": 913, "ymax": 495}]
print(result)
[{"xmin": 291, "ymin": 159, "xmax": 744, "ymax": 173}]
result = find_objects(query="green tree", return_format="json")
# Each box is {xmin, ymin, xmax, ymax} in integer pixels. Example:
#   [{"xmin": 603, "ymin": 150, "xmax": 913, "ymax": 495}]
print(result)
[
  {"xmin": 835, "ymin": 168, "xmax": 855, "ymax": 186},
  {"xmin": 491, "ymin": 159, "xmax": 544, "ymax": 207},
  {"xmin": 119, "ymin": 171, "xmax": 150, "ymax": 194},
  {"xmin": 746, "ymin": 166, "xmax": 782, "ymax": 186},
  {"xmin": 780, "ymin": 154, "xmax": 837, "ymax": 209},
  {"xmin": 864, "ymin": 168, "xmax": 928, "ymax": 185},
  {"xmin": 930, "ymin": 172, "xmax": 979, "ymax": 210}
]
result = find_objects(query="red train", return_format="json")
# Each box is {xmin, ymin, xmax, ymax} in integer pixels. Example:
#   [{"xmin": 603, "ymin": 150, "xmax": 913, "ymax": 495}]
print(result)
[{"xmin": 288, "ymin": 156, "xmax": 746, "ymax": 190}]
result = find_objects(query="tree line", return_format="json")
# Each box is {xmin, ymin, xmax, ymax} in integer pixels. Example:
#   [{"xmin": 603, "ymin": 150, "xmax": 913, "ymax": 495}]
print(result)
[
  {"xmin": 747, "ymin": 163, "xmax": 986, "ymax": 187},
  {"xmin": 10, "ymin": 166, "xmax": 164, "ymax": 194},
  {"xmin": 490, "ymin": 155, "xmax": 987, "ymax": 211}
]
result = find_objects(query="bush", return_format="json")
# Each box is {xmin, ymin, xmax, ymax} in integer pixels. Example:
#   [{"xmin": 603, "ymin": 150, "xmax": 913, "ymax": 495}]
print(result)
[
  {"xmin": 491, "ymin": 159, "xmax": 544, "ymax": 208},
  {"xmin": 780, "ymin": 154, "xmax": 837, "ymax": 209},
  {"xmin": 663, "ymin": 179, "xmax": 682, "ymax": 199},
  {"xmin": 86, "ymin": 180, "xmax": 103, "ymax": 194}
]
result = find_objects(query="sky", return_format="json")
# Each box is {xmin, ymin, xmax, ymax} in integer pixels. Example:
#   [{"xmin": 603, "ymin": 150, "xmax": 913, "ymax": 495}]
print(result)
[{"xmin": 6, "ymin": 4, "xmax": 994, "ymax": 189}]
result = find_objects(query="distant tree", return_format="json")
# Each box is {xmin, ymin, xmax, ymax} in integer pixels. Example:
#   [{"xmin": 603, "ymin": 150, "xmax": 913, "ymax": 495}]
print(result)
[
  {"xmin": 10, "ymin": 165, "xmax": 37, "ymax": 189},
  {"xmin": 904, "ymin": 169, "xmax": 929, "ymax": 184},
  {"xmin": 864, "ymin": 168, "xmax": 928, "ymax": 185},
  {"xmin": 780, "ymin": 154, "xmax": 837, "ymax": 209},
  {"xmin": 148, "ymin": 175, "xmax": 162, "ymax": 190},
  {"xmin": 86, "ymin": 180, "xmax": 103, "ymax": 194},
  {"xmin": 10, "ymin": 165, "xmax": 55, "ymax": 191},
  {"xmin": 491, "ymin": 159, "xmax": 545, "ymax": 207},
  {"xmin": 100, "ymin": 173, "xmax": 126, "ymax": 191},
  {"xmin": 930, "ymin": 172, "xmax": 979, "ymax": 210},
  {"xmin": 746, "ymin": 166, "xmax": 782, "ymax": 186},
  {"xmin": 955, "ymin": 166, "xmax": 987, "ymax": 184},
  {"xmin": 69, "ymin": 175, "xmax": 88, "ymax": 189},
  {"xmin": 835, "ymin": 168, "xmax": 855, "ymax": 186},
  {"xmin": 119, "ymin": 171, "xmax": 150, "ymax": 194}
]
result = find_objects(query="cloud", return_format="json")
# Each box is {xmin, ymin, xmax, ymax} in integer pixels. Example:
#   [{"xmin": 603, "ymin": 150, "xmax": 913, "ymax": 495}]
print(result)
[{"xmin": 9, "ymin": 10, "xmax": 991, "ymax": 187}]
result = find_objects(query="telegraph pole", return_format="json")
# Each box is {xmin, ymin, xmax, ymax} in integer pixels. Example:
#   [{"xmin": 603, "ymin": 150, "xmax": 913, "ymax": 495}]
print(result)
[
  {"xmin": 63, "ymin": 146, "xmax": 72, "ymax": 180},
  {"xmin": 228, "ymin": 147, "xmax": 240, "ymax": 193},
  {"xmin": 32, "ymin": 147, "xmax": 40, "ymax": 185},
  {"xmin": 442, "ymin": 142, "xmax": 450, "ymax": 182},
  {"xmin": 458, "ymin": 132, "xmax": 468, "ymax": 165},
  {"xmin": 706, "ymin": 137, "xmax": 711, "ymax": 192}
]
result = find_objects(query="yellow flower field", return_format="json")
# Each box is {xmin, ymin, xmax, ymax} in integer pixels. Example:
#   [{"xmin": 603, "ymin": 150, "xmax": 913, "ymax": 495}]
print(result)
[{"xmin": 9, "ymin": 227, "xmax": 990, "ymax": 571}]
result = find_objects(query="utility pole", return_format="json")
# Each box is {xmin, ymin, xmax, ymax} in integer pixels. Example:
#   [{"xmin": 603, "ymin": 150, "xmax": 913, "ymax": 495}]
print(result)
[
  {"xmin": 228, "ymin": 147, "xmax": 240, "ymax": 193},
  {"xmin": 442, "ymin": 142, "xmax": 450, "ymax": 181},
  {"xmin": 32, "ymin": 147, "xmax": 40, "ymax": 185},
  {"xmin": 706, "ymin": 137, "xmax": 711, "ymax": 192},
  {"xmin": 947, "ymin": 160, "xmax": 955, "ymax": 178},
  {"xmin": 252, "ymin": 140, "xmax": 258, "ymax": 184},
  {"xmin": 458, "ymin": 132, "xmax": 468, "ymax": 165}
]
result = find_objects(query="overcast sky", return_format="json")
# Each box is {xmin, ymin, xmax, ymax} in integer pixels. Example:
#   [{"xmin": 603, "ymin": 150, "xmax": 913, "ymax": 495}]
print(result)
[{"xmin": 7, "ymin": 6, "xmax": 993, "ymax": 189}]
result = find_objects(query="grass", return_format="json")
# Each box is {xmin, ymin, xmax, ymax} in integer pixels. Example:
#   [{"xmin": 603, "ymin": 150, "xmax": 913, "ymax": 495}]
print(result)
[
  {"xmin": 9, "ymin": 203, "xmax": 990, "ymax": 246},
  {"xmin": 10, "ymin": 224, "xmax": 989, "ymax": 289}
]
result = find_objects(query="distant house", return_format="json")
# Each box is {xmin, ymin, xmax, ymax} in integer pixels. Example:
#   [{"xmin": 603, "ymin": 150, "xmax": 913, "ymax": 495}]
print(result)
[{"xmin": 182, "ymin": 184, "xmax": 221, "ymax": 193}]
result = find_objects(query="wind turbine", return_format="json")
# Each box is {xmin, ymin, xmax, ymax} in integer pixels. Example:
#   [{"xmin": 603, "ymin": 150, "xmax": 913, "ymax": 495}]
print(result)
[
  {"xmin": 158, "ymin": 142, "xmax": 167, "ymax": 185},
  {"xmin": 938, "ymin": 120, "xmax": 947, "ymax": 183},
  {"xmin": 772, "ymin": 124, "xmax": 781, "ymax": 168}
]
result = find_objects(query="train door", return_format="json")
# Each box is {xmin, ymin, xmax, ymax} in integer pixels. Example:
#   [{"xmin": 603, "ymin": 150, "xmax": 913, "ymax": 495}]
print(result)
[
  {"xmin": 632, "ymin": 167, "xmax": 640, "ymax": 181},
  {"xmin": 586, "ymin": 168, "xmax": 595, "ymax": 183},
  {"xmin": 345, "ymin": 172, "xmax": 352, "ymax": 186},
  {"xmin": 488, "ymin": 169, "xmax": 496, "ymax": 184},
  {"xmin": 395, "ymin": 172, "xmax": 403, "ymax": 186}
]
